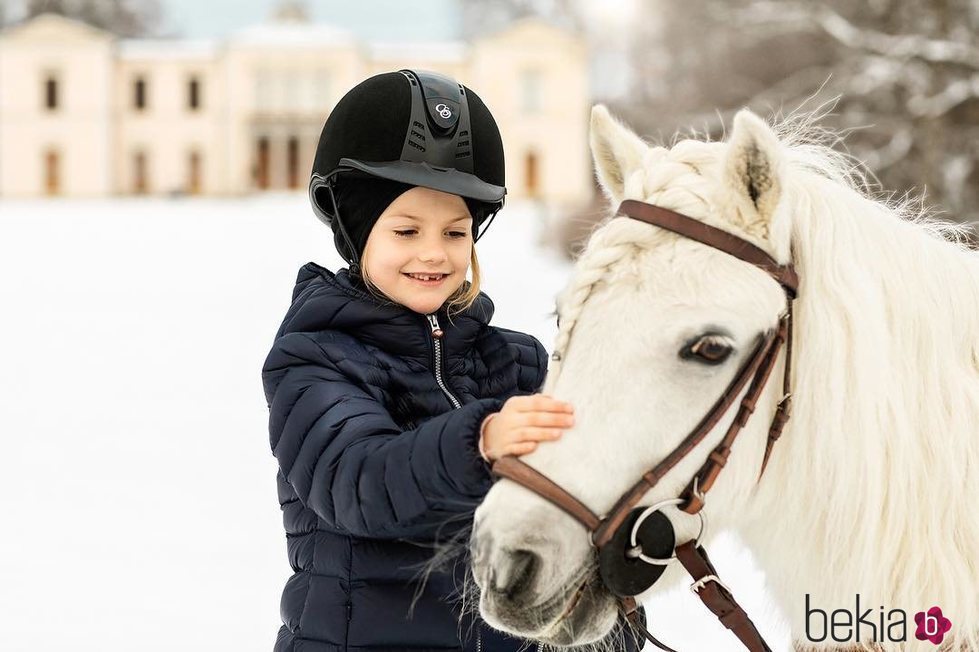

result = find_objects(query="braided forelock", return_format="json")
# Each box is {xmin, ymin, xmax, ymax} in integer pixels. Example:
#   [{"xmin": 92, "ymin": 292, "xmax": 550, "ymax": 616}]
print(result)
[{"xmin": 548, "ymin": 140, "xmax": 721, "ymax": 381}]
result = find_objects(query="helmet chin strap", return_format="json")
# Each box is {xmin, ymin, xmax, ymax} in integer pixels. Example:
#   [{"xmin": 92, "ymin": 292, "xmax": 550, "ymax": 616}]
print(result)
[
  {"xmin": 474, "ymin": 207, "xmax": 499, "ymax": 244},
  {"xmin": 325, "ymin": 180, "xmax": 362, "ymax": 275}
]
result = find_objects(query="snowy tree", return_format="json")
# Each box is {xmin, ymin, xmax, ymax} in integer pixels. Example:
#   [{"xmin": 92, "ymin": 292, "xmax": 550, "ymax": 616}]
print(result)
[
  {"xmin": 646, "ymin": 0, "xmax": 979, "ymax": 232},
  {"xmin": 463, "ymin": 0, "xmax": 979, "ymax": 247},
  {"xmin": 24, "ymin": 0, "xmax": 162, "ymax": 37}
]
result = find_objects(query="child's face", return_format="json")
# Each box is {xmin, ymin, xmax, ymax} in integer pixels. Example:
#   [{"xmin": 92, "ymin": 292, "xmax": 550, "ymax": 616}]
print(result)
[{"xmin": 362, "ymin": 186, "xmax": 474, "ymax": 315}]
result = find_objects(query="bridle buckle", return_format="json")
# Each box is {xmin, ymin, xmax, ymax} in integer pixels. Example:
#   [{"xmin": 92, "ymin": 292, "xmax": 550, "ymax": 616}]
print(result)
[
  {"xmin": 690, "ymin": 573, "xmax": 732, "ymax": 596},
  {"xmin": 691, "ymin": 476, "xmax": 706, "ymax": 505}
]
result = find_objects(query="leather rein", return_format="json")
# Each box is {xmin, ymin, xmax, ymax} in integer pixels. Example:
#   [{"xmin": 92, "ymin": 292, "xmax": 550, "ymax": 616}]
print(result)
[{"xmin": 489, "ymin": 199, "xmax": 799, "ymax": 652}]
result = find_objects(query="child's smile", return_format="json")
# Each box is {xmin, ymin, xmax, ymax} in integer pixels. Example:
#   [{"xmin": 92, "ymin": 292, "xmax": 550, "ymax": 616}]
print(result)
[{"xmin": 402, "ymin": 271, "xmax": 451, "ymax": 286}]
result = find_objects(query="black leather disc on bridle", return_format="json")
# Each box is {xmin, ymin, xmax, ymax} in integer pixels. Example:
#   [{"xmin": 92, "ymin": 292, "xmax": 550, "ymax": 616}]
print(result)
[{"xmin": 599, "ymin": 507, "xmax": 676, "ymax": 598}]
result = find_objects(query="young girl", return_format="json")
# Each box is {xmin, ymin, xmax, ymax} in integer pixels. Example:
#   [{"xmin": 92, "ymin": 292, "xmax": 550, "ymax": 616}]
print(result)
[{"xmin": 262, "ymin": 70, "xmax": 645, "ymax": 652}]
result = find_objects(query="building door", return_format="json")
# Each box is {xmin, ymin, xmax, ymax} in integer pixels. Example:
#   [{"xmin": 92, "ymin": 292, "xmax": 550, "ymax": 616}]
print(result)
[
  {"xmin": 256, "ymin": 137, "xmax": 270, "ymax": 190},
  {"xmin": 133, "ymin": 151, "xmax": 148, "ymax": 194},
  {"xmin": 525, "ymin": 151, "xmax": 539, "ymax": 198},
  {"xmin": 188, "ymin": 151, "xmax": 202, "ymax": 194},
  {"xmin": 287, "ymin": 136, "xmax": 300, "ymax": 190},
  {"xmin": 44, "ymin": 149, "xmax": 60, "ymax": 195}
]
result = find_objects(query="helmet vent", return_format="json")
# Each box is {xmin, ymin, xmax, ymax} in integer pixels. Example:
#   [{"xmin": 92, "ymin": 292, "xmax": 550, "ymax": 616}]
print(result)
[
  {"xmin": 407, "ymin": 120, "xmax": 427, "ymax": 152},
  {"xmin": 455, "ymin": 129, "xmax": 471, "ymax": 158}
]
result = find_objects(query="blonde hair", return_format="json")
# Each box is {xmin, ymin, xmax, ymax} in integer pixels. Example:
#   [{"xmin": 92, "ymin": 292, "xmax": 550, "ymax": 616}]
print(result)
[{"xmin": 358, "ymin": 245, "xmax": 483, "ymax": 322}]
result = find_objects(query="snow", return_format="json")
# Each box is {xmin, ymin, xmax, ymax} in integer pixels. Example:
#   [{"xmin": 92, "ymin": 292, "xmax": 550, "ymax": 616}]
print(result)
[{"xmin": 0, "ymin": 195, "xmax": 791, "ymax": 651}]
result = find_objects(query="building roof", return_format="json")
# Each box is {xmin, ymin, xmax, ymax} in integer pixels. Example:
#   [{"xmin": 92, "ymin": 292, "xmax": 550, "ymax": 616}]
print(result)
[
  {"xmin": 367, "ymin": 41, "xmax": 466, "ymax": 62},
  {"xmin": 117, "ymin": 38, "xmax": 220, "ymax": 60}
]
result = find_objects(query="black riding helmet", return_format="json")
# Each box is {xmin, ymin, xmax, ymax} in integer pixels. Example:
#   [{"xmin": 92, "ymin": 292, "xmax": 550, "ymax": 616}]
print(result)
[{"xmin": 309, "ymin": 69, "xmax": 507, "ymax": 269}]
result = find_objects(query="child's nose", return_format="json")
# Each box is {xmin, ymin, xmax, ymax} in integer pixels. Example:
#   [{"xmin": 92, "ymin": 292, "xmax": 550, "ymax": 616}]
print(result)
[{"xmin": 419, "ymin": 245, "xmax": 449, "ymax": 261}]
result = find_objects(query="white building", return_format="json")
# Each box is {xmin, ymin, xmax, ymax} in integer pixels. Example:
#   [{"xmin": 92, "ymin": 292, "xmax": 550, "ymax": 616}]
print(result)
[{"xmin": 0, "ymin": 13, "xmax": 591, "ymax": 206}]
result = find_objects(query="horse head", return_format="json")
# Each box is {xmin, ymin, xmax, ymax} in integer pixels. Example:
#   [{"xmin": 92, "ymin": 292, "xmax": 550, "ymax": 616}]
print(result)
[{"xmin": 470, "ymin": 105, "xmax": 795, "ymax": 647}]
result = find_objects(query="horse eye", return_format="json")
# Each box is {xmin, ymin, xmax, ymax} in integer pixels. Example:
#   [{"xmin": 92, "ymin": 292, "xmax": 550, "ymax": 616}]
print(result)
[{"xmin": 681, "ymin": 335, "xmax": 733, "ymax": 365}]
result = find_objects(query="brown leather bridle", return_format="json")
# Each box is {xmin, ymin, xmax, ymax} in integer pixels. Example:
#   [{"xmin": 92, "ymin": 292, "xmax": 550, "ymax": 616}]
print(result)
[{"xmin": 490, "ymin": 199, "xmax": 799, "ymax": 652}]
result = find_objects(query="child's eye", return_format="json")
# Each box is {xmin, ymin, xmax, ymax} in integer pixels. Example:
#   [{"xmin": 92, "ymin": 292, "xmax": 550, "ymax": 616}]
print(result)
[{"xmin": 394, "ymin": 230, "xmax": 468, "ymax": 238}]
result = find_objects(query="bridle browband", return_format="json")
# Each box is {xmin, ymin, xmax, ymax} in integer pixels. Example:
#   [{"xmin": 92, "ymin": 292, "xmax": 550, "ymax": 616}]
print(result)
[{"xmin": 489, "ymin": 199, "xmax": 799, "ymax": 652}]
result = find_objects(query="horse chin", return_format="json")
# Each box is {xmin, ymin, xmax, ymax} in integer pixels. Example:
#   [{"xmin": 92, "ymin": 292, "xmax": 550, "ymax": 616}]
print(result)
[
  {"xmin": 536, "ymin": 573, "xmax": 621, "ymax": 646},
  {"xmin": 482, "ymin": 569, "xmax": 620, "ymax": 646}
]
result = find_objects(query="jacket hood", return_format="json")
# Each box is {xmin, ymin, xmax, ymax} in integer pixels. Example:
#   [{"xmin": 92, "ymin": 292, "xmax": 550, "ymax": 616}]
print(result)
[{"xmin": 273, "ymin": 262, "xmax": 496, "ymax": 361}]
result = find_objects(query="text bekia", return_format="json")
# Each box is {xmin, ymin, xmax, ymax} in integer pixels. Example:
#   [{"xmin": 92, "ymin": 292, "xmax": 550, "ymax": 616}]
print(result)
[{"xmin": 805, "ymin": 594, "xmax": 907, "ymax": 643}]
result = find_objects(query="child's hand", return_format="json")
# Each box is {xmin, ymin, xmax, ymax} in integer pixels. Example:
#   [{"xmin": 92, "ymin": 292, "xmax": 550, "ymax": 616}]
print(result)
[{"xmin": 478, "ymin": 394, "xmax": 575, "ymax": 462}]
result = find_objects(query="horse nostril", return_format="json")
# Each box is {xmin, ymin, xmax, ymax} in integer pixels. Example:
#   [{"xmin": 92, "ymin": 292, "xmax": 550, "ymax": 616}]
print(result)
[{"xmin": 492, "ymin": 549, "xmax": 540, "ymax": 600}]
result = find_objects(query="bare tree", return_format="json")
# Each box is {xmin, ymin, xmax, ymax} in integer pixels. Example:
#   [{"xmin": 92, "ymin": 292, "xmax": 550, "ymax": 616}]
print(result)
[
  {"xmin": 670, "ymin": 0, "xmax": 979, "ymax": 232},
  {"xmin": 25, "ymin": 0, "xmax": 162, "ymax": 37},
  {"xmin": 463, "ymin": 0, "xmax": 979, "ymax": 249}
]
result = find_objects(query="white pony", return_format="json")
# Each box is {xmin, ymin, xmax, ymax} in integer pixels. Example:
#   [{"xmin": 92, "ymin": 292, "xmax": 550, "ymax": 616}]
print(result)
[{"xmin": 469, "ymin": 105, "xmax": 979, "ymax": 651}]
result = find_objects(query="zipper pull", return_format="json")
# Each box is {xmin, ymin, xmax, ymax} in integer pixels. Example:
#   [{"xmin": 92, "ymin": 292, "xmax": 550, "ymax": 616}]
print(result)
[{"xmin": 426, "ymin": 313, "xmax": 444, "ymax": 339}]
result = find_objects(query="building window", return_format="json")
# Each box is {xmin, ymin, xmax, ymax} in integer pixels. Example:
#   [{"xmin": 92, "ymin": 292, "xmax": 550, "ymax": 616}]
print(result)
[
  {"xmin": 520, "ymin": 69, "xmax": 542, "ymax": 114},
  {"xmin": 284, "ymin": 71, "xmax": 301, "ymax": 111},
  {"xmin": 287, "ymin": 137, "xmax": 300, "ymax": 189},
  {"xmin": 255, "ymin": 137, "xmax": 270, "ymax": 189},
  {"xmin": 255, "ymin": 69, "xmax": 274, "ymax": 112},
  {"xmin": 43, "ymin": 75, "xmax": 59, "ymax": 111},
  {"xmin": 188, "ymin": 77, "xmax": 201, "ymax": 111},
  {"xmin": 133, "ymin": 76, "xmax": 147, "ymax": 111},
  {"xmin": 132, "ymin": 150, "xmax": 148, "ymax": 193},
  {"xmin": 188, "ymin": 150, "xmax": 202, "ymax": 194},
  {"xmin": 314, "ymin": 69, "xmax": 332, "ymax": 110},
  {"xmin": 44, "ymin": 148, "xmax": 60, "ymax": 195},
  {"xmin": 525, "ymin": 151, "xmax": 540, "ymax": 197}
]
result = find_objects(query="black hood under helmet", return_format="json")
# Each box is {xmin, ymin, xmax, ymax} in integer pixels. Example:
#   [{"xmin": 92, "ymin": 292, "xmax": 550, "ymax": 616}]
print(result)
[{"xmin": 309, "ymin": 70, "xmax": 507, "ymax": 268}]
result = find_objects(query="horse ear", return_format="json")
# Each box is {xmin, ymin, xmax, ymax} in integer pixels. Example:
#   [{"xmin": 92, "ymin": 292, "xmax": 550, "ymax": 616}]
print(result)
[
  {"xmin": 723, "ymin": 109, "xmax": 782, "ymax": 225},
  {"xmin": 589, "ymin": 104, "xmax": 647, "ymax": 203}
]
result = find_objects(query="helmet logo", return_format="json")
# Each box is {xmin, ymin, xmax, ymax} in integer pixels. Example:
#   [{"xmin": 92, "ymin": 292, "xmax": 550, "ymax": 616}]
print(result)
[{"xmin": 435, "ymin": 103, "xmax": 452, "ymax": 119}]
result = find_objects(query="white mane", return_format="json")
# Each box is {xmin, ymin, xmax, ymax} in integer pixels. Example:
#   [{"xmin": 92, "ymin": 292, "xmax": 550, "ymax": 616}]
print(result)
[{"xmin": 545, "ymin": 108, "xmax": 979, "ymax": 650}]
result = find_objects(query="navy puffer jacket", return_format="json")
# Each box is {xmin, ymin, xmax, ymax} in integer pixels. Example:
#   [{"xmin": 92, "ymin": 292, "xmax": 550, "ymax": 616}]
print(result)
[{"xmin": 262, "ymin": 262, "xmax": 549, "ymax": 651}]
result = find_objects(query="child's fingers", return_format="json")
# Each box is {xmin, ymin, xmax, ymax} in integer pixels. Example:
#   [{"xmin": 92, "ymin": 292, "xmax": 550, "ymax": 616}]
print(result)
[
  {"xmin": 508, "ymin": 393, "xmax": 574, "ymax": 413},
  {"xmin": 509, "ymin": 441, "xmax": 538, "ymax": 457},
  {"xmin": 520, "ymin": 411, "xmax": 575, "ymax": 428},
  {"xmin": 515, "ymin": 427, "xmax": 565, "ymax": 442}
]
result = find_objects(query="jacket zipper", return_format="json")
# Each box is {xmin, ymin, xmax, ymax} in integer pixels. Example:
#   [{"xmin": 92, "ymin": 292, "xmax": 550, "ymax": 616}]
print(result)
[
  {"xmin": 428, "ymin": 314, "xmax": 542, "ymax": 652},
  {"xmin": 426, "ymin": 312, "xmax": 462, "ymax": 409}
]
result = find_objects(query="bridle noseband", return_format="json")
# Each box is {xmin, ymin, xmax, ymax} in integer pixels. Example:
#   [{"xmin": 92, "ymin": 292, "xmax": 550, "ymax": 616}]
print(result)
[{"xmin": 489, "ymin": 199, "xmax": 799, "ymax": 652}]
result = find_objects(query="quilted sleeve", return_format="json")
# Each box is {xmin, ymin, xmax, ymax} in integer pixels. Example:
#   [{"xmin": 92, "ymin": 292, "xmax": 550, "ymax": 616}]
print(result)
[
  {"xmin": 530, "ymin": 336, "xmax": 548, "ymax": 392},
  {"xmin": 497, "ymin": 327, "xmax": 549, "ymax": 394},
  {"xmin": 262, "ymin": 332, "xmax": 503, "ymax": 540}
]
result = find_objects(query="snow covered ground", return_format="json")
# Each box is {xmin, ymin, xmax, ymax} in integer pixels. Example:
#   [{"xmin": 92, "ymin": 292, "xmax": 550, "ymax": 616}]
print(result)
[{"xmin": 0, "ymin": 195, "xmax": 791, "ymax": 651}]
